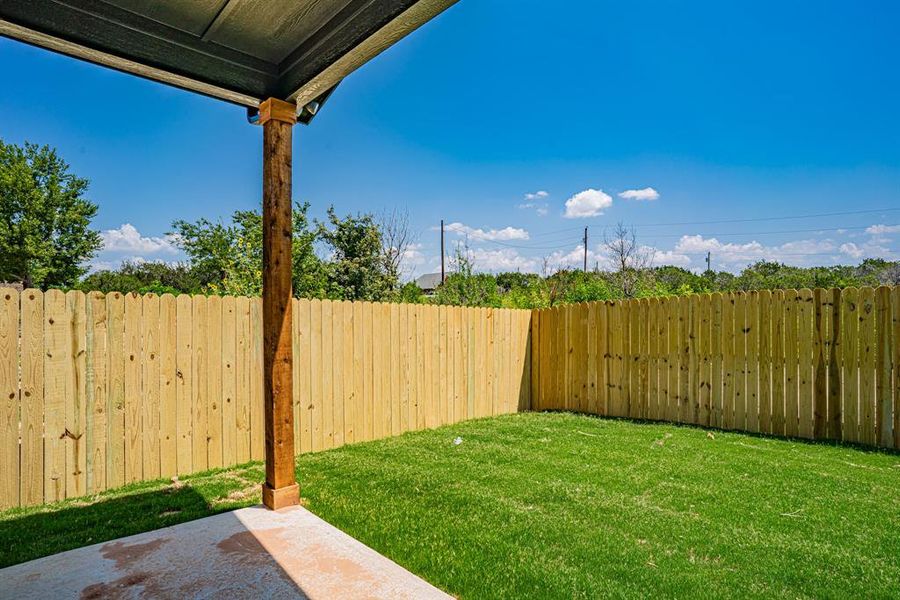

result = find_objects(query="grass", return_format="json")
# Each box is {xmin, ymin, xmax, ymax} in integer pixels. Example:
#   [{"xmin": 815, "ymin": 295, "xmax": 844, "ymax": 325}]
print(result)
[{"xmin": 2, "ymin": 413, "xmax": 899, "ymax": 598}]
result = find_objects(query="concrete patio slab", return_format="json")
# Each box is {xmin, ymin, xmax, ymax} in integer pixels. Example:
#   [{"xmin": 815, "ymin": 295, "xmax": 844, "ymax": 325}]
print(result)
[{"xmin": 0, "ymin": 505, "xmax": 452, "ymax": 599}]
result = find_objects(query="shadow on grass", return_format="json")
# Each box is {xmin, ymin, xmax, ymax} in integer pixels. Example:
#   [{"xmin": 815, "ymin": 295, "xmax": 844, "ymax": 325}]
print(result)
[
  {"xmin": 539, "ymin": 409, "xmax": 900, "ymax": 456},
  {"xmin": 0, "ymin": 485, "xmax": 228, "ymax": 568}
]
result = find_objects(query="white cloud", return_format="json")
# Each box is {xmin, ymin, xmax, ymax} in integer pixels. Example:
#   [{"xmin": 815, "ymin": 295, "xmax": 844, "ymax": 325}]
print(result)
[
  {"xmin": 399, "ymin": 242, "xmax": 427, "ymax": 268},
  {"xmin": 467, "ymin": 248, "xmax": 541, "ymax": 272},
  {"xmin": 673, "ymin": 235, "xmax": 840, "ymax": 267},
  {"xmin": 865, "ymin": 224, "xmax": 900, "ymax": 235},
  {"xmin": 563, "ymin": 189, "xmax": 613, "ymax": 219},
  {"xmin": 839, "ymin": 240, "xmax": 895, "ymax": 260},
  {"xmin": 101, "ymin": 224, "xmax": 178, "ymax": 254},
  {"xmin": 839, "ymin": 243, "xmax": 864, "ymax": 258},
  {"xmin": 443, "ymin": 222, "xmax": 530, "ymax": 241},
  {"xmin": 524, "ymin": 190, "xmax": 549, "ymax": 201},
  {"xmin": 618, "ymin": 187, "xmax": 660, "ymax": 201},
  {"xmin": 518, "ymin": 191, "xmax": 550, "ymax": 216},
  {"xmin": 647, "ymin": 247, "xmax": 691, "ymax": 267},
  {"xmin": 517, "ymin": 202, "xmax": 550, "ymax": 216}
]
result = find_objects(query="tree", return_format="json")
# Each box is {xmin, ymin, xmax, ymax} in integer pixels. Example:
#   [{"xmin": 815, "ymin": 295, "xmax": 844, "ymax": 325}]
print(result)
[
  {"xmin": 603, "ymin": 222, "xmax": 653, "ymax": 298},
  {"xmin": 78, "ymin": 260, "xmax": 204, "ymax": 295},
  {"xmin": 653, "ymin": 266, "xmax": 710, "ymax": 295},
  {"xmin": 433, "ymin": 242, "xmax": 501, "ymax": 307},
  {"xmin": 319, "ymin": 207, "xmax": 395, "ymax": 301},
  {"xmin": 378, "ymin": 207, "xmax": 417, "ymax": 290},
  {"xmin": 171, "ymin": 202, "xmax": 326, "ymax": 297},
  {"xmin": 0, "ymin": 140, "xmax": 102, "ymax": 288}
]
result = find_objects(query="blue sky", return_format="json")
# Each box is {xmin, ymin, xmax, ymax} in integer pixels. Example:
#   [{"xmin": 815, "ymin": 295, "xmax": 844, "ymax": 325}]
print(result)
[{"xmin": 1, "ymin": 0, "xmax": 899, "ymax": 277}]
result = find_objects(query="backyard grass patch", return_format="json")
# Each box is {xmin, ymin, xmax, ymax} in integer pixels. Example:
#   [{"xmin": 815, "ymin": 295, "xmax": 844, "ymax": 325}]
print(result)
[{"xmin": 2, "ymin": 412, "xmax": 899, "ymax": 598}]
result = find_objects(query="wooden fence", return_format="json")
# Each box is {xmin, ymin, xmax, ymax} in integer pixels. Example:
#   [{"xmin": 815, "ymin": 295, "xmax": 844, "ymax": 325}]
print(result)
[
  {"xmin": 3, "ymin": 286, "xmax": 898, "ymax": 509},
  {"xmin": 0, "ymin": 290, "xmax": 532, "ymax": 509},
  {"xmin": 530, "ymin": 287, "xmax": 900, "ymax": 450}
]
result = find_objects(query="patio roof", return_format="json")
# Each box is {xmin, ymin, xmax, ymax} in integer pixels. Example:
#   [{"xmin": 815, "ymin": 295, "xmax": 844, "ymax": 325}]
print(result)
[
  {"xmin": 0, "ymin": 0, "xmax": 456, "ymax": 121},
  {"xmin": 1, "ymin": 0, "xmax": 458, "ymax": 512}
]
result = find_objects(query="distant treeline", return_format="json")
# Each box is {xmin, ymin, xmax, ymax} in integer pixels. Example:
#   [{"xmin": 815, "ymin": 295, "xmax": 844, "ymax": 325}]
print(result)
[{"xmin": 79, "ymin": 254, "xmax": 900, "ymax": 310}]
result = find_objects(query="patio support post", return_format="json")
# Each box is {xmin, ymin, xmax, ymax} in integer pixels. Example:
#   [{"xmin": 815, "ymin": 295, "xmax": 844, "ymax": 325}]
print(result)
[{"xmin": 258, "ymin": 98, "xmax": 300, "ymax": 510}]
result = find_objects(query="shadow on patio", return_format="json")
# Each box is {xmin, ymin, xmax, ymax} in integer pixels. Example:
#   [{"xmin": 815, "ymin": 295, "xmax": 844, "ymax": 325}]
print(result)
[{"xmin": 1, "ymin": 488, "xmax": 449, "ymax": 599}]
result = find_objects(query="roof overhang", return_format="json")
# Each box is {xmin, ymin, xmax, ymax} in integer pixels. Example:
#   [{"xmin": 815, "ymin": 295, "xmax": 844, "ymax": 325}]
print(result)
[{"xmin": 0, "ymin": 0, "xmax": 457, "ymax": 118}]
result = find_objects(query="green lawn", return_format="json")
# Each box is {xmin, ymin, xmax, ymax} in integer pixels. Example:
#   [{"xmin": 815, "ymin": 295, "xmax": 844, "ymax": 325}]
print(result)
[{"xmin": 2, "ymin": 413, "xmax": 899, "ymax": 598}]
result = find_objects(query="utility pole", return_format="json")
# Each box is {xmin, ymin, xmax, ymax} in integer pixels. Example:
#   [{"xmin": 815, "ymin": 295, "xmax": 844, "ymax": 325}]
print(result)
[
  {"xmin": 440, "ymin": 219, "xmax": 446, "ymax": 283},
  {"xmin": 583, "ymin": 227, "xmax": 588, "ymax": 273},
  {"xmin": 706, "ymin": 251, "xmax": 711, "ymax": 272}
]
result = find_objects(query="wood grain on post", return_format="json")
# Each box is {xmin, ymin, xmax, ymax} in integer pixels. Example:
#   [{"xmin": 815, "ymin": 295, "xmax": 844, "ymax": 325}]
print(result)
[{"xmin": 259, "ymin": 98, "xmax": 299, "ymax": 510}]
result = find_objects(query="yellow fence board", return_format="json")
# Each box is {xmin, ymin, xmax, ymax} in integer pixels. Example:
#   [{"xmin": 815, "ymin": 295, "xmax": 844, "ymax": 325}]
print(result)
[
  {"xmin": 250, "ymin": 297, "xmax": 264, "ymax": 461},
  {"xmin": 159, "ymin": 294, "xmax": 177, "ymax": 477},
  {"xmin": 206, "ymin": 296, "xmax": 223, "ymax": 468},
  {"xmin": 858, "ymin": 287, "xmax": 877, "ymax": 446},
  {"xmin": 20, "ymin": 290, "xmax": 44, "ymax": 506},
  {"xmin": 713, "ymin": 293, "xmax": 726, "ymax": 429},
  {"xmin": 295, "ymin": 299, "xmax": 311, "ymax": 452},
  {"xmin": 745, "ymin": 292, "xmax": 760, "ymax": 433},
  {"xmin": 141, "ymin": 294, "xmax": 161, "ymax": 481},
  {"xmin": 85, "ymin": 292, "xmax": 109, "ymax": 494},
  {"xmin": 874, "ymin": 287, "xmax": 892, "ymax": 447},
  {"xmin": 194, "ymin": 295, "xmax": 211, "ymax": 470},
  {"xmin": 813, "ymin": 288, "xmax": 828, "ymax": 439},
  {"xmin": 235, "ymin": 296, "xmax": 251, "ymax": 461},
  {"xmin": 44, "ymin": 290, "xmax": 68, "ymax": 502},
  {"xmin": 106, "ymin": 293, "xmax": 125, "ymax": 490},
  {"xmin": 0, "ymin": 290, "xmax": 19, "ymax": 509},
  {"xmin": 841, "ymin": 288, "xmax": 860, "ymax": 443},
  {"xmin": 892, "ymin": 287, "xmax": 900, "ymax": 449},
  {"xmin": 175, "ymin": 294, "xmax": 193, "ymax": 475},
  {"xmin": 797, "ymin": 289, "xmax": 815, "ymax": 439}
]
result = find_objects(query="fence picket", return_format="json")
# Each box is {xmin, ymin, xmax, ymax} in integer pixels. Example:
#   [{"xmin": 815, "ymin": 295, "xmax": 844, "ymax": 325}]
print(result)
[
  {"xmin": 250, "ymin": 298, "xmax": 264, "ymax": 460},
  {"xmin": 84, "ymin": 294, "xmax": 97, "ymax": 494},
  {"xmin": 710, "ymin": 294, "xmax": 723, "ymax": 429},
  {"xmin": 106, "ymin": 293, "xmax": 125, "ymax": 490},
  {"xmin": 0, "ymin": 290, "xmax": 18, "ymax": 509},
  {"xmin": 875, "ymin": 287, "xmax": 892, "ymax": 447},
  {"xmin": 66, "ymin": 292, "xmax": 88, "ymax": 499},
  {"xmin": 841, "ymin": 288, "xmax": 860, "ymax": 443},
  {"xmin": 159, "ymin": 294, "xmax": 177, "ymax": 476},
  {"xmin": 175, "ymin": 294, "xmax": 193, "ymax": 474},
  {"xmin": 758, "ymin": 291, "xmax": 772, "ymax": 434},
  {"xmin": 892, "ymin": 287, "xmax": 900, "ymax": 450},
  {"xmin": 698, "ymin": 294, "xmax": 711, "ymax": 427},
  {"xmin": 797, "ymin": 289, "xmax": 814, "ymax": 439},
  {"xmin": 813, "ymin": 288, "xmax": 828, "ymax": 439},
  {"xmin": 784, "ymin": 291, "xmax": 799, "ymax": 438},
  {"xmin": 323, "ymin": 300, "xmax": 336, "ymax": 448},
  {"xmin": 235, "ymin": 296, "xmax": 251, "ymax": 462},
  {"xmin": 141, "ymin": 294, "xmax": 161, "ymax": 480},
  {"xmin": 745, "ymin": 292, "xmax": 759, "ymax": 433},
  {"xmin": 20, "ymin": 290, "xmax": 44, "ymax": 506}
]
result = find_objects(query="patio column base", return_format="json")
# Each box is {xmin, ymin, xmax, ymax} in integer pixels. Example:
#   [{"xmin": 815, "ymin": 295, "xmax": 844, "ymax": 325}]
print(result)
[{"xmin": 262, "ymin": 482, "xmax": 300, "ymax": 510}]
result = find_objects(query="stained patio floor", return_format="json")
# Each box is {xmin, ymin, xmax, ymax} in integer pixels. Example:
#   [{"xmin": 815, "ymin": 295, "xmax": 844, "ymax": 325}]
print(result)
[{"xmin": 0, "ymin": 505, "xmax": 450, "ymax": 599}]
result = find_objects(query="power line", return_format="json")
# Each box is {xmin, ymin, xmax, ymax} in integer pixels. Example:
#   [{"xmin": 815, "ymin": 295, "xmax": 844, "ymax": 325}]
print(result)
[
  {"xmin": 642, "ymin": 223, "xmax": 898, "ymax": 239},
  {"xmin": 675, "ymin": 250, "xmax": 873, "ymax": 257},
  {"xmin": 443, "ymin": 225, "xmax": 577, "ymax": 250},
  {"xmin": 631, "ymin": 206, "xmax": 900, "ymax": 228}
]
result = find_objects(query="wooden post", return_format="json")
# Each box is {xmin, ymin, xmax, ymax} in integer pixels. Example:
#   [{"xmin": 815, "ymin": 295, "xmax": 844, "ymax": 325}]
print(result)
[{"xmin": 258, "ymin": 98, "xmax": 299, "ymax": 510}]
